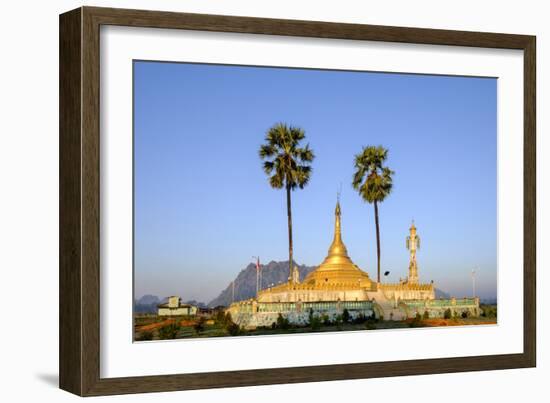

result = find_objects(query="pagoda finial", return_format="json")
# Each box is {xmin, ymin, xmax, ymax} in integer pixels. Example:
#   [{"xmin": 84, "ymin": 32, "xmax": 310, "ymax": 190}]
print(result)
[{"xmin": 329, "ymin": 198, "xmax": 346, "ymax": 257}]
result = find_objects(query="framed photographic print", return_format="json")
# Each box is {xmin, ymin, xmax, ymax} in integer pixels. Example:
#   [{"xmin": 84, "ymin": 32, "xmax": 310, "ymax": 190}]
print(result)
[{"xmin": 59, "ymin": 6, "xmax": 536, "ymax": 396}]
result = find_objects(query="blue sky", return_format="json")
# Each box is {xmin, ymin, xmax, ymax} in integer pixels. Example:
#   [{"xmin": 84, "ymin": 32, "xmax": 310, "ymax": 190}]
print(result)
[{"xmin": 134, "ymin": 61, "xmax": 497, "ymax": 303}]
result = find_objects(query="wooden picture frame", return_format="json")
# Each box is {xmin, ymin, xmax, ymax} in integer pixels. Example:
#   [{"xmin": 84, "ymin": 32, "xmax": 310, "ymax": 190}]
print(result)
[{"xmin": 59, "ymin": 6, "xmax": 536, "ymax": 396}]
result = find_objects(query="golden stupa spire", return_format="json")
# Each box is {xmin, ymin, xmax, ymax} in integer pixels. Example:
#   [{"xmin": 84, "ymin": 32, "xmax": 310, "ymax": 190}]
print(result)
[
  {"xmin": 303, "ymin": 199, "xmax": 372, "ymax": 287},
  {"xmin": 329, "ymin": 199, "xmax": 348, "ymax": 257}
]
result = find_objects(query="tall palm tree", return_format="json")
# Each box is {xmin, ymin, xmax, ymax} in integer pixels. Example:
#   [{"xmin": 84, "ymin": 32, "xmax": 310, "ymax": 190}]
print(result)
[
  {"xmin": 259, "ymin": 123, "xmax": 315, "ymax": 283},
  {"xmin": 352, "ymin": 145, "xmax": 394, "ymax": 284}
]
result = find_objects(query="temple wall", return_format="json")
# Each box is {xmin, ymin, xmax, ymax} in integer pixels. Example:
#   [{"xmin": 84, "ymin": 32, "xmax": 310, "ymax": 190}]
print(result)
[
  {"xmin": 232, "ymin": 309, "xmax": 375, "ymax": 329},
  {"xmin": 399, "ymin": 298, "xmax": 480, "ymax": 318},
  {"xmin": 258, "ymin": 288, "xmax": 369, "ymax": 303},
  {"xmin": 227, "ymin": 297, "xmax": 480, "ymax": 328},
  {"xmin": 379, "ymin": 284, "xmax": 435, "ymax": 301},
  {"xmin": 382, "ymin": 289, "xmax": 435, "ymax": 301}
]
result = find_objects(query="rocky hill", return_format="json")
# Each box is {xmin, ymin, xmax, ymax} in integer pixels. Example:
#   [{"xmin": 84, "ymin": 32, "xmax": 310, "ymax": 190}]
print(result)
[
  {"xmin": 207, "ymin": 260, "xmax": 315, "ymax": 307},
  {"xmin": 434, "ymin": 288, "xmax": 451, "ymax": 299},
  {"xmin": 133, "ymin": 294, "xmax": 160, "ymax": 313}
]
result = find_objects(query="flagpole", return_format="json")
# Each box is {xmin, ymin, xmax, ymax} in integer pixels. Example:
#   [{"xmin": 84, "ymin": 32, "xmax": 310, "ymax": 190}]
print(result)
[
  {"xmin": 259, "ymin": 262, "xmax": 262, "ymax": 291},
  {"xmin": 471, "ymin": 268, "xmax": 476, "ymax": 298},
  {"xmin": 253, "ymin": 256, "xmax": 260, "ymax": 298}
]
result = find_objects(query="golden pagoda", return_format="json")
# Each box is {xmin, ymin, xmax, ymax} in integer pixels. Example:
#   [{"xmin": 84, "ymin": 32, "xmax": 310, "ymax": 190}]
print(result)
[
  {"xmin": 256, "ymin": 200, "xmax": 376, "ymax": 304},
  {"xmin": 302, "ymin": 201, "xmax": 373, "ymax": 288},
  {"xmin": 227, "ymin": 201, "xmax": 480, "ymax": 328}
]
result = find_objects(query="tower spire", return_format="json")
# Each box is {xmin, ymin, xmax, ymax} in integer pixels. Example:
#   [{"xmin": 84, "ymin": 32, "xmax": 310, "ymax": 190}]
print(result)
[
  {"xmin": 329, "ymin": 198, "xmax": 347, "ymax": 257},
  {"xmin": 406, "ymin": 220, "xmax": 420, "ymax": 284}
]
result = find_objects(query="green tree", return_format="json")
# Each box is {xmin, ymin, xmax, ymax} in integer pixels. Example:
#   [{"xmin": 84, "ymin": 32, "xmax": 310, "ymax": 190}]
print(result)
[
  {"xmin": 352, "ymin": 146, "xmax": 394, "ymax": 283},
  {"xmin": 259, "ymin": 123, "xmax": 315, "ymax": 281},
  {"xmin": 444, "ymin": 308, "xmax": 452, "ymax": 319}
]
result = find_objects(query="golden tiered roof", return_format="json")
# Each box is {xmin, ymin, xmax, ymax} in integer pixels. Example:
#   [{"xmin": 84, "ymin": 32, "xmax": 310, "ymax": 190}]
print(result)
[{"xmin": 303, "ymin": 201, "xmax": 373, "ymax": 289}]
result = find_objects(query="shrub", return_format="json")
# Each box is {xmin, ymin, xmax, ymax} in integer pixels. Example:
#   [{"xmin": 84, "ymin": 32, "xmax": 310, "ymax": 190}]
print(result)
[
  {"xmin": 276, "ymin": 313, "xmax": 290, "ymax": 330},
  {"xmin": 223, "ymin": 312, "xmax": 243, "ymax": 336},
  {"xmin": 335, "ymin": 314, "xmax": 344, "ymax": 330},
  {"xmin": 481, "ymin": 304, "xmax": 497, "ymax": 318},
  {"xmin": 443, "ymin": 308, "xmax": 452, "ymax": 319},
  {"xmin": 158, "ymin": 322, "xmax": 180, "ymax": 340},
  {"xmin": 409, "ymin": 312, "xmax": 424, "ymax": 328},
  {"xmin": 194, "ymin": 316, "xmax": 207, "ymax": 334},
  {"xmin": 135, "ymin": 331, "xmax": 153, "ymax": 341},
  {"xmin": 227, "ymin": 322, "xmax": 242, "ymax": 336},
  {"xmin": 365, "ymin": 320, "xmax": 376, "ymax": 330},
  {"xmin": 322, "ymin": 314, "xmax": 331, "ymax": 326},
  {"xmin": 214, "ymin": 310, "xmax": 228, "ymax": 325},
  {"xmin": 342, "ymin": 309, "xmax": 350, "ymax": 323},
  {"xmin": 353, "ymin": 313, "xmax": 366, "ymax": 324},
  {"xmin": 310, "ymin": 315, "xmax": 322, "ymax": 331},
  {"xmin": 308, "ymin": 308, "xmax": 314, "ymax": 324},
  {"xmin": 423, "ymin": 311, "xmax": 430, "ymax": 320},
  {"xmin": 224, "ymin": 312, "xmax": 233, "ymax": 324},
  {"xmin": 461, "ymin": 311, "xmax": 469, "ymax": 319}
]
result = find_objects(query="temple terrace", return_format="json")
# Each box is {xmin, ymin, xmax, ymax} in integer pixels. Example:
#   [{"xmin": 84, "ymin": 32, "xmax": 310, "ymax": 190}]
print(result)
[{"xmin": 227, "ymin": 201, "xmax": 480, "ymax": 329}]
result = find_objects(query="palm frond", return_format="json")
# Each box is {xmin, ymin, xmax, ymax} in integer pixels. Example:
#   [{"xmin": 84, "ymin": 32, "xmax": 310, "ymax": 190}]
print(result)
[
  {"xmin": 351, "ymin": 145, "xmax": 393, "ymax": 204},
  {"xmin": 259, "ymin": 122, "xmax": 315, "ymax": 191}
]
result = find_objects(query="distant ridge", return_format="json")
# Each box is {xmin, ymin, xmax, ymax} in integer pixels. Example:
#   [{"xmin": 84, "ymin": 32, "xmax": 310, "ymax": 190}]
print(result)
[
  {"xmin": 134, "ymin": 294, "xmax": 160, "ymax": 313},
  {"xmin": 207, "ymin": 260, "xmax": 315, "ymax": 308},
  {"xmin": 434, "ymin": 288, "xmax": 451, "ymax": 299}
]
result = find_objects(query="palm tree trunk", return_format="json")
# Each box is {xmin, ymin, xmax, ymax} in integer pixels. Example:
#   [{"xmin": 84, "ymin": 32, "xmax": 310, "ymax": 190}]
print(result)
[
  {"xmin": 286, "ymin": 184, "xmax": 293, "ymax": 282},
  {"xmin": 374, "ymin": 200, "xmax": 381, "ymax": 284}
]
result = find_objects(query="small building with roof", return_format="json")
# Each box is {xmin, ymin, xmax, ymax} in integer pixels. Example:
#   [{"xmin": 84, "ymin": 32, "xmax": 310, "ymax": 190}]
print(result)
[{"xmin": 158, "ymin": 296, "xmax": 197, "ymax": 316}]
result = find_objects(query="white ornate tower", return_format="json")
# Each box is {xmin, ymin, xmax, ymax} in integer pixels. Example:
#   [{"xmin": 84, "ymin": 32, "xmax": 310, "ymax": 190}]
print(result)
[
  {"xmin": 406, "ymin": 221, "xmax": 420, "ymax": 284},
  {"xmin": 291, "ymin": 265, "xmax": 300, "ymax": 284}
]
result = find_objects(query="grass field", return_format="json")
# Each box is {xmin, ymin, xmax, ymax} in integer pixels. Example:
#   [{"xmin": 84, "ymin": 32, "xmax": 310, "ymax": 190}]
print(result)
[{"xmin": 134, "ymin": 313, "xmax": 497, "ymax": 341}]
